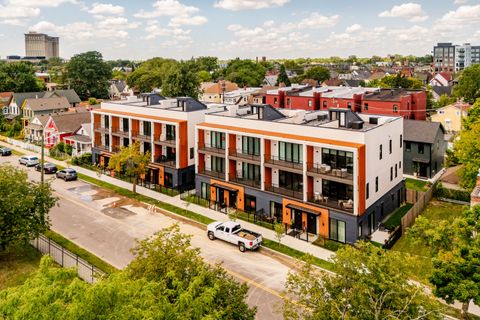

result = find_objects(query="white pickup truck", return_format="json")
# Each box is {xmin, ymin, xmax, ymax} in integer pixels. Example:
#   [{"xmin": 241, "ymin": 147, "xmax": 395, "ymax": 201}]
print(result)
[{"xmin": 207, "ymin": 221, "xmax": 263, "ymax": 252}]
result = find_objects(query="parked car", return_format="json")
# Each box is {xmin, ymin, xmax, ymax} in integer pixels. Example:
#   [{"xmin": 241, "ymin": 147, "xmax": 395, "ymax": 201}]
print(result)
[
  {"xmin": 56, "ymin": 168, "xmax": 77, "ymax": 181},
  {"xmin": 0, "ymin": 148, "xmax": 12, "ymax": 156},
  {"xmin": 19, "ymin": 155, "xmax": 40, "ymax": 167},
  {"xmin": 35, "ymin": 163, "xmax": 58, "ymax": 174},
  {"xmin": 207, "ymin": 221, "xmax": 262, "ymax": 252}
]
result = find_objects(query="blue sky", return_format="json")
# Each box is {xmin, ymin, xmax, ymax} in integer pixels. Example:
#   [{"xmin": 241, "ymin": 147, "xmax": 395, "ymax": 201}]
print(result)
[{"xmin": 1, "ymin": 0, "xmax": 479, "ymax": 60}]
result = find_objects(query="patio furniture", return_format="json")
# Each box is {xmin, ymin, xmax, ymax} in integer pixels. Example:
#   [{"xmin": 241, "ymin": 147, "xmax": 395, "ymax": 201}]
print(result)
[
  {"xmin": 340, "ymin": 168, "xmax": 348, "ymax": 178},
  {"xmin": 341, "ymin": 199, "xmax": 354, "ymax": 210}
]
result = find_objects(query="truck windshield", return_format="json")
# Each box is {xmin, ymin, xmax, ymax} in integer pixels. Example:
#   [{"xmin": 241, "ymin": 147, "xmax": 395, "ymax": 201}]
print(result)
[{"xmin": 232, "ymin": 225, "xmax": 241, "ymax": 233}]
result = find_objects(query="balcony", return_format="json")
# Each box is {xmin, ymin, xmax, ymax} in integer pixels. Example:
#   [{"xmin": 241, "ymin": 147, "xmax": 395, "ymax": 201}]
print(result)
[
  {"xmin": 306, "ymin": 162, "xmax": 354, "ymax": 185},
  {"xmin": 154, "ymin": 156, "xmax": 176, "ymax": 168},
  {"xmin": 111, "ymin": 145, "xmax": 122, "ymax": 153},
  {"xmin": 198, "ymin": 143, "xmax": 226, "ymax": 156},
  {"xmin": 265, "ymin": 183, "xmax": 303, "ymax": 200},
  {"xmin": 154, "ymin": 135, "xmax": 176, "ymax": 147},
  {"xmin": 94, "ymin": 123, "xmax": 109, "ymax": 133},
  {"xmin": 264, "ymin": 156, "xmax": 303, "ymax": 172},
  {"xmin": 229, "ymin": 149, "xmax": 260, "ymax": 163},
  {"xmin": 198, "ymin": 168, "xmax": 226, "ymax": 179},
  {"xmin": 94, "ymin": 143, "xmax": 110, "ymax": 152},
  {"xmin": 132, "ymin": 131, "xmax": 151, "ymax": 141},
  {"xmin": 229, "ymin": 171, "xmax": 261, "ymax": 188},
  {"xmin": 111, "ymin": 128, "xmax": 129, "ymax": 137},
  {"xmin": 307, "ymin": 195, "xmax": 354, "ymax": 213}
]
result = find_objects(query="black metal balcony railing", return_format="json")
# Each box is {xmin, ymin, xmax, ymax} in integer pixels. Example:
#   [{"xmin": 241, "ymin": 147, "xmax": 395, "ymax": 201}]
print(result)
[
  {"xmin": 198, "ymin": 143, "xmax": 226, "ymax": 155},
  {"xmin": 265, "ymin": 183, "xmax": 303, "ymax": 200},
  {"xmin": 154, "ymin": 135, "xmax": 176, "ymax": 146},
  {"xmin": 154, "ymin": 156, "xmax": 176, "ymax": 168},
  {"xmin": 131, "ymin": 131, "xmax": 151, "ymax": 141},
  {"xmin": 229, "ymin": 171, "xmax": 261, "ymax": 188},
  {"xmin": 197, "ymin": 168, "xmax": 225, "ymax": 179},
  {"xmin": 306, "ymin": 162, "xmax": 353, "ymax": 181},
  {"xmin": 93, "ymin": 123, "xmax": 109, "ymax": 133},
  {"xmin": 111, "ymin": 128, "xmax": 129, "ymax": 137},
  {"xmin": 229, "ymin": 149, "xmax": 261, "ymax": 162},
  {"xmin": 264, "ymin": 155, "xmax": 303, "ymax": 170},
  {"xmin": 307, "ymin": 196, "xmax": 354, "ymax": 213},
  {"xmin": 94, "ymin": 143, "xmax": 109, "ymax": 151}
]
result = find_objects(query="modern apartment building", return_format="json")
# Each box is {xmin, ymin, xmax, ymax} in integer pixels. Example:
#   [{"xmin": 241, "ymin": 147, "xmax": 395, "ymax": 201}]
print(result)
[
  {"xmin": 91, "ymin": 94, "xmax": 221, "ymax": 189},
  {"xmin": 433, "ymin": 42, "xmax": 480, "ymax": 73},
  {"xmin": 266, "ymin": 86, "xmax": 427, "ymax": 120},
  {"xmin": 25, "ymin": 32, "xmax": 59, "ymax": 59},
  {"xmin": 195, "ymin": 104, "xmax": 404, "ymax": 243}
]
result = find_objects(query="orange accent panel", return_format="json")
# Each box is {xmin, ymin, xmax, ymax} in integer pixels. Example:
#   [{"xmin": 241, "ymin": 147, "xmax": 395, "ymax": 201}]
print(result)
[
  {"xmin": 154, "ymin": 123, "xmax": 161, "ymax": 139},
  {"xmin": 307, "ymin": 146, "xmax": 314, "ymax": 164},
  {"xmin": 302, "ymin": 213, "xmax": 308, "ymax": 230},
  {"xmin": 197, "ymin": 122, "xmax": 364, "ymax": 149},
  {"xmin": 198, "ymin": 153, "xmax": 205, "ymax": 172},
  {"xmin": 100, "ymin": 155, "xmax": 104, "ymax": 166},
  {"xmin": 264, "ymin": 139, "xmax": 271, "ymax": 161},
  {"xmin": 94, "ymin": 132, "xmax": 101, "ymax": 146},
  {"xmin": 264, "ymin": 167, "xmax": 272, "ymax": 186},
  {"xmin": 154, "ymin": 144, "xmax": 162, "ymax": 159},
  {"xmin": 111, "ymin": 116, "xmax": 119, "ymax": 131},
  {"xmin": 210, "ymin": 185, "xmax": 216, "ymax": 203},
  {"xmin": 131, "ymin": 119, "xmax": 139, "ymax": 133},
  {"xmin": 282, "ymin": 198, "xmax": 329, "ymax": 239},
  {"xmin": 112, "ymin": 136, "xmax": 120, "ymax": 149},
  {"xmin": 178, "ymin": 122, "xmax": 188, "ymax": 168},
  {"xmin": 307, "ymin": 176, "xmax": 314, "ymax": 199},
  {"xmin": 358, "ymin": 145, "xmax": 366, "ymax": 215},
  {"xmin": 228, "ymin": 133, "xmax": 236, "ymax": 152},
  {"xmin": 93, "ymin": 109, "xmax": 183, "ymax": 124},
  {"xmin": 198, "ymin": 129, "xmax": 205, "ymax": 148},
  {"xmin": 158, "ymin": 166, "xmax": 165, "ymax": 186},
  {"xmin": 94, "ymin": 113, "xmax": 100, "ymax": 124},
  {"xmin": 229, "ymin": 159, "xmax": 236, "ymax": 179},
  {"xmin": 210, "ymin": 179, "xmax": 245, "ymax": 211}
]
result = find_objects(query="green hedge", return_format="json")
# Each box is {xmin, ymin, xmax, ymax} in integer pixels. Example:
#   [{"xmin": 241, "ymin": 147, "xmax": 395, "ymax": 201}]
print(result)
[{"xmin": 435, "ymin": 182, "xmax": 470, "ymax": 202}]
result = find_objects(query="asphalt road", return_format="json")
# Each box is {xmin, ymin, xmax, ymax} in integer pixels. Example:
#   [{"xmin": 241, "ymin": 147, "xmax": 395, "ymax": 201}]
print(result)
[{"xmin": 1, "ymin": 154, "xmax": 290, "ymax": 319}]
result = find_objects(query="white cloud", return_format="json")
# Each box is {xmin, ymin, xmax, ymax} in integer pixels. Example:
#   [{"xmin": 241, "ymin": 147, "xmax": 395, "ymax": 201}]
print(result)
[
  {"xmin": 297, "ymin": 13, "xmax": 340, "ymax": 29},
  {"xmin": 87, "ymin": 3, "xmax": 124, "ymax": 16},
  {"xmin": 2, "ymin": 18, "xmax": 29, "ymax": 25},
  {"xmin": 134, "ymin": 0, "xmax": 207, "ymax": 27},
  {"xmin": 214, "ymin": 0, "xmax": 289, "ymax": 11},
  {"xmin": 169, "ymin": 15, "xmax": 208, "ymax": 27},
  {"xmin": 379, "ymin": 3, "xmax": 428, "ymax": 22},
  {"xmin": 345, "ymin": 24, "xmax": 362, "ymax": 33},
  {"xmin": 144, "ymin": 22, "xmax": 191, "ymax": 41},
  {"xmin": 6, "ymin": 0, "xmax": 77, "ymax": 7},
  {"xmin": 0, "ymin": 5, "xmax": 39, "ymax": 18},
  {"xmin": 454, "ymin": 0, "xmax": 467, "ymax": 4},
  {"xmin": 434, "ymin": 5, "xmax": 480, "ymax": 31}
]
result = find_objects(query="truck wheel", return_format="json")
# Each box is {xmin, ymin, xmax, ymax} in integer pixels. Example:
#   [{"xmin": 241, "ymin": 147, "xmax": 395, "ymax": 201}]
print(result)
[
  {"xmin": 238, "ymin": 243, "xmax": 246, "ymax": 253},
  {"xmin": 208, "ymin": 232, "xmax": 215, "ymax": 240}
]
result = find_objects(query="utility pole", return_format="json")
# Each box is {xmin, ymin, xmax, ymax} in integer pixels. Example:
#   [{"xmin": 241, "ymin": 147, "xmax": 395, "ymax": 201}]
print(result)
[{"xmin": 40, "ymin": 131, "xmax": 44, "ymax": 184}]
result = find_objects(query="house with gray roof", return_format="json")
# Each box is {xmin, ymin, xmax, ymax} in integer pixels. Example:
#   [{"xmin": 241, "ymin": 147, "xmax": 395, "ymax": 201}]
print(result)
[
  {"xmin": 22, "ymin": 96, "xmax": 70, "ymax": 121},
  {"xmin": 403, "ymin": 119, "xmax": 446, "ymax": 179},
  {"xmin": 43, "ymin": 89, "xmax": 81, "ymax": 106},
  {"xmin": 44, "ymin": 110, "xmax": 91, "ymax": 147}
]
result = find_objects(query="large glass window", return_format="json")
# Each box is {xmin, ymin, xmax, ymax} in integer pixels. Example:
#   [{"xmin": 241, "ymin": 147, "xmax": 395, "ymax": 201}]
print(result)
[
  {"xmin": 322, "ymin": 180, "xmax": 353, "ymax": 201},
  {"xmin": 211, "ymin": 131, "xmax": 225, "ymax": 149},
  {"xmin": 242, "ymin": 163, "xmax": 261, "ymax": 182},
  {"xmin": 242, "ymin": 136, "xmax": 260, "ymax": 155},
  {"xmin": 122, "ymin": 118, "xmax": 129, "ymax": 132},
  {"xmin": 166, "ymin": 124, "xmax": 176, "ymax": 140},
  {"xmin": 201, "ymin": 182, "xmax": 210, "ymax": 200},
  {"xmin": 104, "ymin": 115, "xmax": 110, "ymax": 128},
  {"xmin": 245, "ymin": 194, "xmax": 256, "ymax": 213},
  {"xmin": 279, "ymin": 170, "xmax": 303, "ymax": 192},
  {"xmin": 270, "ymin": 201, "xmax": 283, "ymax": 222},
  {"xmin": 210, "ymin": 156, "xmax": 225, "ymax": 173},
  {"xmin": 418, "ymin": 143, "xmax": 424, "ymax": 154},
  {"xmin": 330, "ymin": 218, "xmax": 346, "ymax": 243},
  {"xmin": 143, "ymin": 121, "xmax": 151, "ymax": 136},
  {"xmin": 321, "ymin": 148, "xmax": 353, "ymax": 173},
  {"xmin": 279, "ymin": 142, "xmax": 303, "ymax": 163}
]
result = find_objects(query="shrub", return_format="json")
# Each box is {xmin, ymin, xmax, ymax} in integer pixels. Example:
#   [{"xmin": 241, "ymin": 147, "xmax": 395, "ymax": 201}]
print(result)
[{"xmin": 434, "ymin": 182, "xmax": 471, "ymax": 202}]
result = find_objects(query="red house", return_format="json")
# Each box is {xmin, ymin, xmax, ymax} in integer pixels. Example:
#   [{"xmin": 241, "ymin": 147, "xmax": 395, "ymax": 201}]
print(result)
[{"xmin": 43, "ymin": 111, "xmax": 91, "ymax": 147}]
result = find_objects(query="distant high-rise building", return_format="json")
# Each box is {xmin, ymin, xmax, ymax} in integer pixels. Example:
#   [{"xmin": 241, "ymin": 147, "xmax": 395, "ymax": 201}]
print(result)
[
  {"xmin": 25, "ymin": 32, "xmax": 59, "ymax": 59},
  {"xmin": 433, "ymin": 42, "xmax": 480, "ymax": 73}
]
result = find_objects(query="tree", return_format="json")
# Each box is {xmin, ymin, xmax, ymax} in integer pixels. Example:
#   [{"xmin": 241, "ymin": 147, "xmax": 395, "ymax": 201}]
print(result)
[
  {"xmin": 107, "ymin": 141, "xmax": 150, "ymax": 193},
  {"xmin": 197, "ymin": 70, "xmax": 212, "ymax": 83},
  {"xmin": 225, "ymin": 59, "xmax": 266, "ymax": 87},
  {"xmin": 303, "ymin": 66, "xmax": 330, "ymax": 83},
  {"xmin": 64, "ymin": 51, "xmax": 112, "ymax": 100},
  {"xmin": 283, "ymin": 242, "xmax": 441, "ymax": 320},
  {"xmin": 0, "ymin": 165, "xmax": 57, "ymax": 251},
  {"xmin": 369, "ymin": 74, "xmax": 424, "ymax": 89},
  {"xmin": 0, "ymin": 62, "xmax": 43, "ymax": 92},
  {"xmin": 112, "ymin": 69, "xmax": 127, "ymax": 81},
  {"xmin": 436, "ymin": 93, "xmax": 456, "ymax": 108},
  {"xmin": 462, "ymin": 98, "xmax": 480, "ymax": 131},
  {"xmin": 408, "ymin": 206, "xmax": 480, "ymax": 319},
  {"xmin": 195, "ymin": 56, "xmax": 219, "ymax": 72},
  {"xmin": 161, "ymin": 62, "xmax": 200, "ymax": 99},
  {"xmin": 274, "ymin": 221, "xmax": 285, "ymax": 244},
  {"xmin": 126, "ymin": 57, "xmax": 177, "ymax": 92},
  {"xmin": 276, "ymin": 65, "xmax": 291, "ymax": 87},
  {"xmin": 454, "ymin": 64, "xmax": 480, "ymax": 103}
]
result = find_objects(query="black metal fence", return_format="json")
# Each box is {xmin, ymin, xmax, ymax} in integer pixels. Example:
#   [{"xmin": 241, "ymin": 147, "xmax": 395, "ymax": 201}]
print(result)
[{"xmin": 30, "ymin": 234, "xmax": 106, "ymax": 283}]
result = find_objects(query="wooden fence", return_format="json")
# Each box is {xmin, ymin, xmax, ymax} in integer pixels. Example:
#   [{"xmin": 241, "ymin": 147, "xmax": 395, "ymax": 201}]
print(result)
[{"xmin": 401, "ymin": 184, "xmax": 436, "ymax": 234}]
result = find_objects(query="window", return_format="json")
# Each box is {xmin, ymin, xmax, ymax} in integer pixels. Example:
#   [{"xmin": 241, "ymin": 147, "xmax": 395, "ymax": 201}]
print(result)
[
  {"xmin": 286, "ymin": 98, "xmax": 291, "ymax": 106},
  {"xmin": 274, "ymin": 97, "xmax": 278, "ymax": 104},
  {"xmin": 190, "ymin": 147, "xmax": 194, "ymax": 159},
  {"xmin": 405, "ymin": 142, "xmax": 411, "ymax": 152},
  {"xmin": 399, "ymin": 161, "xmax": 402, "ymax": 169},
  {"xmin": 308, "ymin": 100, "xmax": 312, "ymax": 107},
  {"xmin": 104, "ymin": 115, "xmax": 110, "ymax": 128},
  {"xmin": 375, "ymin": 177, "xmax": 379, "ymax": 192},
  {"xmin": 104, "ymin": 134, "xmax": 110, "ymax": 147},
  {"xmin": 358, "ymin": 223, "xmax": 362, "ymax": 237},
  {"xmin": 379, "ymin": 144, "xmax": 383, "ymax": 160},
  {"xmin": 242, "ymin": 136, "xmax": 260, "ymax": 155},
  {"xmin": 323, "ymin": 101, "xmax": 327, "ymax": 108},
  {"xmin": 395, "ymin": 164, "xmax": 398, "ymax": 178},
  {"xmin": 393, "ymin": 104, "xmax": 398, "ymax": 113},
  {"xmin": 245, "ymin": 194, "xmax": 256, "ymax": 213},
  {"xmin": 166, "ymin": 124, "xmax": 176, "ymax": 140},
  {"xmin": 242, "ymin": 163, "xmax": 261, "ymax": 182},
  {"xmin": 322, "ymin": 148, "xmax": 354, "ymax": 173},
  {"xmin": 200, "ymin": 182, "xmax": 210, "ymax": 200},
  {"xmin": 400, "ymin": 134, "xmax": 403, "ymax": 148},
  {"xmin": 279, "ymin": 170, "xmax": 303, "ymax": 192},
  {"xmin": 418, "ymin": 143, "xmax": 424, "ymax": 154},
  {"xmin": 364, "ymin": 103, "xmax": 369, "ymax": 111},
  {"xmin": 322, "ymin": 180, "xmax": 353, "ymax": 201},
  {"xmin": 390, "ymin": 167, "xmax": 393, "ymax": 181},
  {"xmin": 143, "ymin": 121, "xmax": 151, "ymax": 136},
  {"xmin": 211, "ymin": 131, "xmax": 225, "ymax": 149},
  {"xmin": 389, "ymin": 139, "xmax": 392, "ymax": 154},
  {"xmin": 210, "ymin": 156, "xmax": 225, "ymax": 173},
  {"xmin": 279, "ymin": 142, "xmax": 303, "ymax": 163},
  {"xmin": 122, "ymin": 118, "xmax": 129, "ymax": 132},
  {"xmin": 123, "ymin": 138, "xmax": 129, "ymax": 147},
  {"xmin": 329, "ymin": 218, "xmax": 346, "ymax": 243},
  {"xmin": 366, "ymin": 183, "xmax": 370, "ymax": 199},
  {"xmin": 270, "ymin": 201, "xmax": 283, "ymax": 222},
  {"xmin": 347, "ymin": 102, "xmax": 352, "ymax": 109}
]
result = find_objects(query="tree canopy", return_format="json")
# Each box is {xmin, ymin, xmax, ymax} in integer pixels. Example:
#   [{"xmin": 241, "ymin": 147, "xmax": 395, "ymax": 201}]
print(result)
[
  {"xmin": 161, "ymin": 62, "xmax": 200, "ymax": 99},
  {"xmin": 283, "ymin": 242, "xmax": 441, "ymax": 320},
  {"xmin": 64, "ymin": 51, "xmax": 112, "ymax": 100},
  {"xmin": 369, "ymin": 74, "xmax": 424, "ymax": 89},
  {"xmin": 0, "ymin": 165, "xmax": 57, "ymax": 251},
  {"xmin": 454, "ymin": 64, "xmax": 480, "ymax": 103},
  {"xmin": 126, "ymin": 57, "xmax": 177, "ymax": 93},
  {"xmin": 0, "ymin": 62, "xmax": 44, "ymax": 92},
  {"xmin": 224, "ymin": 59, "xmax": 266, "ymax": 87},
  {"xmin": 302, "ymin": 66, "xmax": 330, "ymax": 83},
  {"xmin": 0, "ymin": 225, "xmax": 255, "ymax": 319},
  {"xmin": 276, "ymin": 65, "xmax": 291, "ymax": 87}
]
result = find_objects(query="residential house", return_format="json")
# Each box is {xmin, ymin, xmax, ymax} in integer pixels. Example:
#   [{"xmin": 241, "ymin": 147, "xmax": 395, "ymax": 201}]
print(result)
[
  {"xmin": 22, "ymin": 96, "xmax": 70, "ymax": 135},
  {"xmin": 414, "ymin": 71, "xmax": 433, "ymax": 85},
  {"xmin": 223, "ymin": 87, "xmax": 263, "ymax": 105},
  {"xmin": 108, "ymin": 80, "xmax": 134, "ymax": 100},
  {"xmin": 64, "ymin": 123, "xmax": 92, "ymax": 156},
  {"xmin": 403, "ymin": 120, "xmax": 446, "ymax": 179},
  {"xmin": 0, "ymin": 92, "xmax": 13, "ymax": 117},
  {"xmin": 44, "ymin": 111, "xmax": 92, "ymax": 147},
  {"xmin": 43, "ymin": 89, "xmax": 81, "ymax": 107},
  {"xmin": 199, "ymin": 81, "xmax": 239, "ymax": 103},
  {"xmin": 429, "ymin": 72, "xmax": 452, "ymax": 87},
  {"xmin": 196, "ymin": 105, "xmax": 405, "ymax": 244},
  {"xmin": 263, "ymin": 75, "xmax": 278, "ymax": 87},
  {"xmin": 24, "ymin": 114, "xmax": 49, "ymax": 142},
  {"xmin": 431, "ymin": 102, "xmax": 470, "ymax": 133},
  {"xmin": 431, "ymin": 86, "xmax": 453, "ymax": 102}
]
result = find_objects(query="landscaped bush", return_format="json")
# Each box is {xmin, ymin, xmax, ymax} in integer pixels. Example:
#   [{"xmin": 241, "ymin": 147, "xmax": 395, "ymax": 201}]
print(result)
[
  {"xmin": 71, "ymin": 152, "xmax": 92, "ymax": 165},
  {"xmin": 49, "ymin": 142, "xmax": 72, "ymax": 158},
  {"xmin": 434, "ymin": 182, "xmax": 471, "ymax": 202}
]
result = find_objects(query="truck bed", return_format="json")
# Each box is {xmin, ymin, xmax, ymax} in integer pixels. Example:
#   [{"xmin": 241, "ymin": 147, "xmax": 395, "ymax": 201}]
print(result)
[{"xmin": 235, "ymin": 229, "xmax": 261, "ymax": 241}]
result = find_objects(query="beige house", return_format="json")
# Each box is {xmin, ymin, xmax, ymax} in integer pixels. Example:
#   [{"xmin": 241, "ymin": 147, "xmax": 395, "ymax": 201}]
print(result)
[
  {"xmin": 431, "ymin": 102, "xmax": 470, "ymax": 133},
  {"xmin": 199, "ymin": 81, "xmax": 238, "ymax": 103}
]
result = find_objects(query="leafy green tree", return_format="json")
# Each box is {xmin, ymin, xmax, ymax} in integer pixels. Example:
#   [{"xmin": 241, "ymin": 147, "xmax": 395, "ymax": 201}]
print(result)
[
  {"xmin": 112, "ymin": 69, "xmax": 127, "ymax": 80},
  {"xmin": 126, "ymin": 57, "xmax": 177, "ymax": 92},
  {"xmin": 0, "ymin": 62, "xmax": 43, "ymax": 92},
  {"xmin": 274, "ymin": 221, "xmax": 285, "ymax": 244},
  {"xmin": 454, "ymin": 64, "xmax": 480, "ymax": 103},
  {"xmin": 276, "ymin": 65, "xmax": 291, "ymax": 87},
  {"xmin": 436, "ymin": 94, "xmax": 456, "ymax": 108},
  {"xmin": 195, "ymin": 56, "xmax": 218, "ymax": 72},
  {"xmin": 161, "ymin": 62, "xmax": 200, "ymax": 98},
  {"xmin": 0, "ymin": 165, "xmax": 57, "ymax": 251},
  {"xmin": 197, "ymin": 70, "xmax": 212, "ymax": 83},
  {"xmin": 463, "ymin": 98, "xmax": 480, "ymax": 131},
  {"xmin": 107, "ymin": 141, "xmax": 150, "ymax": 193},
  {"xmin": 64, "ymin": 51, "xmax": 112, "ymax": 100},
  {"xmin": 303, "ymin": 66, "xmax": 330, "ymax": 83},
  {"xmin": 225, "ymin": 58, "xmax": 266, "ymax": 87},
  {"xmin": 369, "ymin": 74, "xmax": 424, "ymax": 89},
  {"xmin": 283, "ymin": 242, "xmax": 441, "ymax": 320}
]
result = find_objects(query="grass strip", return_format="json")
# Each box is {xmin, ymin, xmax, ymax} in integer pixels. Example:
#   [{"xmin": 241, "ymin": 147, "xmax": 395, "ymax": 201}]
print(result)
[
  {"xmin": 0, "ymin": 244, "xmax": 41, "ymax": 290},
  {"xmin": 405, "ymin": 178, "xmax": 428, "ymax": 192},
  {"xmin": 44, "ymin": 230, "xmax": 118, "ymax": 274},
  {"xmin": 383, "ymin": 203, "xmax": 413, "ymax": 229}
]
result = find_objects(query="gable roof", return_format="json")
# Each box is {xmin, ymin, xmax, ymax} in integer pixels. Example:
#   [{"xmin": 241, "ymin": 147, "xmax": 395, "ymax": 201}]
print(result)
[
  {"xmin": 12, "ymin": 92, "xmax": 44, "ymax": 108},
  {"xmin": 25, "ymin": 97, "xmax": 70, "ymax": 112},
  {"xmin": 203, "ymin": 81, "xmax": 239, "ymax": 94},
  {"xmin": 43, "ymin": 89, "xmax": 81, "ymax": 104},
  {"xmin": 50, "ymin": 111, "xmax": 91, "ymax": 133},
  {"xmin": 431, "ymin": 86, "xmax": 453, "ymax": 97},
  {"xmin": 404, "ymin": 119, "xmax": 444, "ymax": 144},
  {"xmin": 437, "ymin": 102, "xmax": 471, "ymax": 113}
]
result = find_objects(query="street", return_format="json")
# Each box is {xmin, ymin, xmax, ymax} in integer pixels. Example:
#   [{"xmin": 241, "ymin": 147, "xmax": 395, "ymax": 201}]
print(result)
[{"xmin": 0, "ymin": 154, "xmax": 290, "ymax": 319}]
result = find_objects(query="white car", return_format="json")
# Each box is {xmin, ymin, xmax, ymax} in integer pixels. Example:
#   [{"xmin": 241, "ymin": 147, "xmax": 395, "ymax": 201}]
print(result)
[
  {"xmin": 19, "ymin": 155, "xmax": 40, "ymax": 167},
  {"xmin": 207, "ymin": 221, "xmax": 263, "ymax": 252}
]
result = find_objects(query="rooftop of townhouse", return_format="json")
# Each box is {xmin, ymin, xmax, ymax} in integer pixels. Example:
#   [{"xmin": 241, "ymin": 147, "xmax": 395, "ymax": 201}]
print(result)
[
  {"xmin": 266, "ymin": 84, "xmax": 309, "ymax": 95},
  {"xmin": 102, "ymin": 95, "xmax": 208, "ymax": 113},
  {"xmin": 295, "ymin": 86, "xmax": 380, "ymax": 98},
  {"xmin": 363, "ymin": 88, "xmax": 424, "ymax": 102},
  {"xmin": 223, "ymin": 87, "xmax": 263, "ymax": 98},
  {"xmin": 206, "ymin": 104, "xmax": 400, "ymax": 133}
]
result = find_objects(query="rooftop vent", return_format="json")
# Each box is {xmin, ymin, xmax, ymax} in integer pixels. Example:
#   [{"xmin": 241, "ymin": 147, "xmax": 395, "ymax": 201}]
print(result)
[
  {"xmin": 369, "ymin": 117, "xmax": 379, "ymax": 125},
  {"xmin": 351, "ymin": 121, "xmax": 364, "ymax": 130}
]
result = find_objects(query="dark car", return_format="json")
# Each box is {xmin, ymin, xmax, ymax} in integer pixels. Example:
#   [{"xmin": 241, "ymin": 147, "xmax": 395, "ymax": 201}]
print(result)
[
  {"xmin": 36, "ymin": 163, "xmax": 58, "ymax": 174},
  {"xmin": 0, "ymin": 148, "xmax": 12, "ymax": 156},
  {"xmin": 56, "ymin": 168, "xmax": 77, "ymax": 181}
]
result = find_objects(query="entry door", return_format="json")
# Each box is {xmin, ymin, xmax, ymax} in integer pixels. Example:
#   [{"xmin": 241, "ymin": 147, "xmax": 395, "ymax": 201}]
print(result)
[
  {"xmin": 229, "ymin": 192, "xmax": 237, "ymax": 209},
  {"xmin": 420, "ymin": 163, "xmax": 428, "ymax": 177},
  {"xmin": 217, "ymin": 188, "xmax": 225, "ymax": 207},
  {"xmin": 307, "ymin": 213, "xmax": 317, "ymax": 234},
  {"xmin": 293, "ymin": 210, "xmax": 303, "ymax": 230}
]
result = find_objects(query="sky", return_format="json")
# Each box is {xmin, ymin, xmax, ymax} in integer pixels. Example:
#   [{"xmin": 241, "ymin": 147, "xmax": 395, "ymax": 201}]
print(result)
[{"xmin": 1, "ymin": 0, "xmax": 480, "ymax": 60}]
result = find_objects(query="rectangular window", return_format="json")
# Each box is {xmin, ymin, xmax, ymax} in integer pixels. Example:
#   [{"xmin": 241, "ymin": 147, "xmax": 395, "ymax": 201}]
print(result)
[
  {"xmin": 210, "ymin": 131, "xmax": 226, "ymax": 149},
  {"xmin": 321, "ymin": 148, "xmax": 354, "ymax": 173},
  {"xmin": 323, "ymin": 101, "xmax": 327, "ymax": 108},
  {"xmin": 329, "ymin": 218, "xmax": 346, "ymax": 243},
  {"xmin": 366, "ymin": 183, "xmax": 369, "ymax": 200},
  {"xmin": 242, "ymin": 163, "xmax": 261, "ymax": 182},
  {"xmin": 375, "ymin": 176, "xmax": 379, "ymax": 192},
  {"xmin": 244, "ymin": 194, "xmax": 256, "ymax": 213},
  {"xmin": 379, "ymin": 144, "xmax": 382, "ymax": 160},
  {"xmin": 166, "ymin": 124, "xmax": 176, "ymax": 140},
  {"xmin": 347, "ymin": 102, "xmax": 352, "ymax": 109},
  {"xmin": 399, "ymin": 161, "xmax": 402, "ymax": 169},
  {"xmin": 389, "ymin": 139, "xmax": 392, "ymax": 154},
  {"xmin": 364, "ymin": 103, "xmax": 369, "ymax": 111},
  {"xmin": 210, "ymin": 156, "xmax": 225, "ymax": 173},
  {"xmin": 123, "ymin": 138, "xmax": 129, "ymax": 147},
  {"xmin": 270, "ymin": 201, "xmax": 283, "ymax": 223},
  {"xmin": 190, "ymin": 147, "xmax": 194, "ymax": 159},
  {"xmin": 201, "ymin": 182, "xmax": 210, "ymax": 200},
  {"xmin": 104, "ymin": 115, "xmax": 110, "ymax": 129},
  {"xmin": 418, "ymin": 143, "xmax": 424, "ymax": 154},
  {"xmin": 405, "ymin": 142, "xmax": 411, "ymax": 152},
  {"xmin": 143, "ymin": 121, "xmax": 151, "ymax": 136},
  {"xmin": 390, "ymin": 167, "xmax": 393, "ymax": 181},
  {"xmin": 279, "ymin": 170, "xmax": 303, "ymax": 192},
  {"xmin": 286, "ymin": 98, "xmax": 291, "ymax": 106},
  {"xmin": 274, "ymin": 97, "xmax": 278, "ymax": 104},
  {"xmin": 242, "ymin": 136, "xmax": 260, "ymax": 155},
  {"xmin": 308, "ymin": 100, "xmax": 312, "ymax": 107},
  {"xmin": 393, "ymin": 104, "xmax": 398, "ymax": 113},
  {"xmin": 400, "ymin": 134, "xmax": 403, "ymax": 148},
  {"xmin": 122, "ymin": 118, "xmax": 129, "ymax": 132},
  {"xmin": 395, "ymin": 164, "xmax": 398, "ymax": 178},
  {"xmin": 279, "ymin": 142, "xmax": 303, "ymax": 163},
  {"xmin": 104, "ymin": 134, "xmax": 110, "ymax": 147}
]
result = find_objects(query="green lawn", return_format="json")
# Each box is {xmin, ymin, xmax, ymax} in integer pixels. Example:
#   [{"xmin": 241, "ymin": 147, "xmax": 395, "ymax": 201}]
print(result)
[
  {"xmin": 405, "ymin": 178, "xmax": 429, "ymax": 192},
  {"xmin": 383, "ymin": 203, "xmax": 413, "ymax": 230},
  {"xmin": 0, "ymin": 244, "xmax": 41, "ymax": 290},
  {"xmin": 392, "ymin": 200, "xmax": 467, "ymax": 283}
]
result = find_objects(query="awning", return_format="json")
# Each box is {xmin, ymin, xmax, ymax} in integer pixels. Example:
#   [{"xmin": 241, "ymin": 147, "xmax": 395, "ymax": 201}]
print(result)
[
  {"xmin": 26, "ymin": 123, "xmax": 43, "ymax": 130},
  {"xmin": 412, "ymin": 158, "xmax": 430, "ymax": 164},
  {"xmin": 211, "ymin": 183, "xmax": 238, "ymax": 193},
  {"xmin": 286, "ymin": 204, "xmax": 321, "ymax": 216}
]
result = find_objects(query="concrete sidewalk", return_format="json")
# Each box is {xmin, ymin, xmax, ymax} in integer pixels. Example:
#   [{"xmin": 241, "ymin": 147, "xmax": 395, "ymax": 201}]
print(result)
[{"xmin": 0, "ymin": 140, "xmax": 335, "ymax": 262}]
